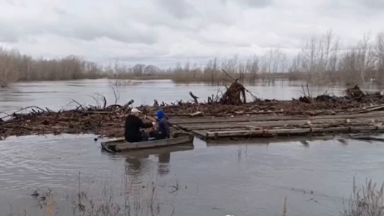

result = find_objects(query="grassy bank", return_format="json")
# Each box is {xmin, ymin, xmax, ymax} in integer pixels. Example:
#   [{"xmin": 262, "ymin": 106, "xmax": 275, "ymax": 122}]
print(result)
[{"xmin": 1, "ymin": 30, "xmax": 384, "ymax": 87}]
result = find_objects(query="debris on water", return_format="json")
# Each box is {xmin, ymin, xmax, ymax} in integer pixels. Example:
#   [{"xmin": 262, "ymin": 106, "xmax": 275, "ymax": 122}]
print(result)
[
  {"xmin": 337, "ymin": 139, "xmax": 348, "ymax": 145},
  {"xmin": 300, "ymin": 140, "xmax": 309, "ymax": 146},
  {"xmin": 309, "ymin": 198, "xmax": 318, "ymax": 203},
  {"xmin": 1, "ymin": 80, "xmax": 384, "ymax": 139},
  {"xmin": 31, "ymin": 190, "xmax": 39, "ymax": 197}
]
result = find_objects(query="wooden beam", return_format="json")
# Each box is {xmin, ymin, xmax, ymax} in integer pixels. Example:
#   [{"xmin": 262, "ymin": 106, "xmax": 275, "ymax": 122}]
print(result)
[
  {"xmin": 170, "ymin": 111, "xmax": 384, "ymax": 125},
  {"xmin": 179, "ymin": 117, "xmax": 384, "ymax": 130},
  {"xmin": 204, "ymin": 126, "xmax": 384, "ymax": 139}
]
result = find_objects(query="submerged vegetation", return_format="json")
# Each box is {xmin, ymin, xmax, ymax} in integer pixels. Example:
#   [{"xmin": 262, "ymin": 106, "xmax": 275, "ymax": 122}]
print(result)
[{"xmin": 1, "ymin": 30, "xmax": 384, "ymax": 87}]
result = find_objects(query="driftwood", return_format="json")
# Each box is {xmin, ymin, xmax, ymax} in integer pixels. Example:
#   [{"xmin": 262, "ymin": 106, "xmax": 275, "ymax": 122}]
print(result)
[
  {"xmin": 170, "ymin": 111, "xmax": 384, "ymax": 125},
  {"xmin": 189, "ymin": 92, "xmax": 199, "ymax": 104},
  {"xmin": 204, "ymin": 125, "xmax": 384, "ymax": 139},
  {"xmin": 177, "ymin": 118, "xmax": 384, "ymax": 131},
  {"xmin": 348, "ymin": 135, "xmax": 384, "ymax": 142}
]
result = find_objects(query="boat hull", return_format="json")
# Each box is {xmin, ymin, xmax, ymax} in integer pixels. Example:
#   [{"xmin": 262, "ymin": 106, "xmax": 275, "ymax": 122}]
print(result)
[{"xmin": 100, "ymin": 135, "xmax": 194, "ymax": 152}]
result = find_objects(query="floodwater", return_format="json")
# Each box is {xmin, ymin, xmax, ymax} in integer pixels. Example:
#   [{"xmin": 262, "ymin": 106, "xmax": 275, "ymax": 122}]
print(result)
[{"xmin": 0, "ymin": 79, "xmax": 384, "ymax": 216}]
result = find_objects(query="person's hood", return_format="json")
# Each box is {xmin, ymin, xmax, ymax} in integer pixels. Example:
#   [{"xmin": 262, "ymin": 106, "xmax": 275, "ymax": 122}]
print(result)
[
  {"xmin": 156, "ymin": 110, "xmax": 164, "ymax": 119},
  {"xmin": 131, "ymin": 108, "xmax": 141, "ymax": 114}
]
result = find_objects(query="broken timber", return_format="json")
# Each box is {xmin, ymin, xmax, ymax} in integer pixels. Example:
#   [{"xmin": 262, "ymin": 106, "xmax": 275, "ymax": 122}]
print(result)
[{"xmin": 168, "ymin": 111, "xmax": 384, "ymax": 140}]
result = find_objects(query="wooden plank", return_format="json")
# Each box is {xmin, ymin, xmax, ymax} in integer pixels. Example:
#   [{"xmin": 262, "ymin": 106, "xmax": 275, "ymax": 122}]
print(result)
[
  {"xmin": 169, "ymin": 111, "xmax": 384, "ymax": 125},
  {"xmin": 169, "ymin": 115, "xmax": 297, "ymax": 125},
  {"xmin": 178, "ymin": 124, "xmax": 250, "ymax": 130},
  {"xmin": 240, "ymin": 118, "xmax": 384, "ymax": 128},
  {"xmin": 206, "ymin": 135, "xmax": 337, "ymax": 145},
  {"xmin": 204, "ymin": 126, "xmax": 384, "ymax": 139},
  {"xmin": 179, "ymin": 117, "xmax": 384, "ymax": 130},
  {"xmin": 192, "ymin": 130, "xmax": 209, "ymax": 137}
]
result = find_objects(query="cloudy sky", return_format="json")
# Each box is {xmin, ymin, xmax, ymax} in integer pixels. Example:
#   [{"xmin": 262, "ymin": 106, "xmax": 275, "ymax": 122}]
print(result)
[{"xmin": 0, "ymin": 0, "xmax": 383, "ymax": 68}]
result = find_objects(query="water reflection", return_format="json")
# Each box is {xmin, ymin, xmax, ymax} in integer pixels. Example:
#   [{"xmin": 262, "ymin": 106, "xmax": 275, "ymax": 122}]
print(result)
[
  {"xmin": 157, "ymin": 153, "xmax": 170, "ymax": 176},
  {"xmin": 124, "ymin": 145, "xmax": 194, "ymax": 179},
  {"xmin": 125, "ymin": 156, "xmax": 147, "ymax": 175}
]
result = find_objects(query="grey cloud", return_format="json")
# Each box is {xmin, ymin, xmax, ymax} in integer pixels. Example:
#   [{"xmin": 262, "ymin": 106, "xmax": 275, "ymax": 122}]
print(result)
[
  {"xmin": 52, "ymin": 24, "xmax": 157, "ymax": 44},
  {"xmin": 5, "ymin": 0, "xmax": 15, "ymax": 5},
  {"xmin": 156, "ymin": 0, "xmax": 197, "ymax": 19},
  {"xmin": 0, "ymin": 21, "xmax": 38, "ymax": 43},
  {"xmin": 318, "ymin": 0, "xmax": 384, "ymax": 17},
  {"xmin": 357, "ymin": 0, "xmax": 384, "ymax": 9},
  {"xmin": 48, "ymin": 10, "xmax": 158, "ymax": 44},
  {"xmin": 221, "ymin": 0, "xmax": 273, "ymax": 7},
  {"xmin": 0, "ymin": 34, "xmax": 18, "ymax": 43},
  {"xmin": 241, "ymin": 0, "xmax": 273, "ymax": 7},
  {"xmin": 53, "ymin": 7, "xmax": 68, "ymax": 15},
  {"xmin": 0, "ymin": 19, "xmax": 157, "ymax": 45}
]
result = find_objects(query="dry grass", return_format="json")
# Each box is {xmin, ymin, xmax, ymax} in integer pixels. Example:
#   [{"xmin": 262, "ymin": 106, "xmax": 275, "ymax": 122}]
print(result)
[
  {"xmin": 282, "ymin": 197, "xmax": 287, "ymax": 216},
  {"xmin": 8, "ymin": 172, "xmax": 180, "ymax": 216},
  {"xmin": 342, "ymin": 178, "xmax": 384, "ymax": 216}
]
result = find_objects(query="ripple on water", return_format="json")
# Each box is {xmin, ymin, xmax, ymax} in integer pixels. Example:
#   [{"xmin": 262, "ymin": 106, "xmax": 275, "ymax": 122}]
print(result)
[
  {"xmin": 0, "ymin": 134, "xmax": 128, "ymax": 191},
  {"xmin": 2, "ymin": 132, "xmax": 384, "ymax": 216}
]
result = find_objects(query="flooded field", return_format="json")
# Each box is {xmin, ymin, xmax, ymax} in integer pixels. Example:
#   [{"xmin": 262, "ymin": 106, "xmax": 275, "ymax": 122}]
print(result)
[
  {"xmin": 1, "ymin": 79, "xmax": 384, "ymax": 216},
  {"xmin": 0, "ymin": 79, "xmax": 353, "ymax": 113}
]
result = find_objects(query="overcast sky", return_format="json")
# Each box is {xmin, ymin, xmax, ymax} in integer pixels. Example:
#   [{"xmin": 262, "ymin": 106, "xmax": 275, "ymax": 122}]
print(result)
[{"xmin": 0, "ymin": 0, "xmax": 383, "ymax": 68}]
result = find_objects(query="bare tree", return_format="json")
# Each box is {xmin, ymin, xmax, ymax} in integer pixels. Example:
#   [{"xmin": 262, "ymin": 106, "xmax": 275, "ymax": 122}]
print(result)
[
  {"xmin": 295, "ymin": 29, "xmax": 340, "ymax": 84},
  {"xmin": 338, "ymin": 33, "xmax": 376, "ymax": 84},
  {"xmin": 246, "ymin": 55, "xmax": 259, "ymax": 81},
  {"xmin": 375, "ymin": 31, "xmax": 384, "ymax": 82},
  {"xmin": 132, "ymin": 64, "xmax": 146, "ymax": 76},
  {"xmin": 0, "ymin": 49, "xmax": 20, "ymax": 87}
]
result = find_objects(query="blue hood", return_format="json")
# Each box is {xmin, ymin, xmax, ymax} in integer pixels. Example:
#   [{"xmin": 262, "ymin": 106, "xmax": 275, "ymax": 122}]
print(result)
[{"xmin": 156, "ymin": 110, "xmax": 164, "ymax": 119}]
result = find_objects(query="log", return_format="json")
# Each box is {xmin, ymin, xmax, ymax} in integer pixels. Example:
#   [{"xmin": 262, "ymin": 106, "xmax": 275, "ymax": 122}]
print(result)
[
  {"xmin": 170, "ymin": 111, "xmax": 384, "ymax": 125},
  {"xmin": 204, "ymin": 125, "xmax": 384, "ymax": 139},
  {"xmin": 179, "ymin": 117, "xmax": 384, "ymax": 130},
  {"xmin": 359, "ymin": 105, "xmax": 384, "ymax": 113},
  {"xmin": 349, "ymin": 136, "xmax": 384, "ymax": 142}
]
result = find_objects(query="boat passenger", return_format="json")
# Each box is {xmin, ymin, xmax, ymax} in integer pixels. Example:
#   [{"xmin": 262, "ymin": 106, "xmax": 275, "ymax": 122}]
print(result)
[
  {"xmin": 124, "ymin": 108, "xmax": 155, "ymax": 142},
  {"xmin": 154, "ymin": 110, "xmax": 171, "ymax": 140}
]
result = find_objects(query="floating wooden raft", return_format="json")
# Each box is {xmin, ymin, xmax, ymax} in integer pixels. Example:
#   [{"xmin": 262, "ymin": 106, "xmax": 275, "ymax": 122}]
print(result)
[
  {"xmin": 101, "ymin": 135, "xmax": 194, "ymax": 152},
  {"xmin": 168, "ymin": 111, "xmax": 384, "ymax": 140}
]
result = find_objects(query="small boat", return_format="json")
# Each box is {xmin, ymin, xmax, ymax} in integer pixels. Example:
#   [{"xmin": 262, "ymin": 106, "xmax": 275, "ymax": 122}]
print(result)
[{"xmin": 100, "ymin": 135, "xmax": 194, "ymax": 153}]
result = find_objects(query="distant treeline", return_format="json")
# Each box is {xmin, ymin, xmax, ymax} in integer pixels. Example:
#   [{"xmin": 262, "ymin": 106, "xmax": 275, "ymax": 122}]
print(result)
[{"xmin": 1, "ymin": 29, "xmax": 384, "ymax": 87}]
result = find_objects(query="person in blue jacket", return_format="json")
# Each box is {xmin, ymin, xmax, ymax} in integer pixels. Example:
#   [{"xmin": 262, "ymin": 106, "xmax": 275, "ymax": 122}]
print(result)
[{"xmin": 154, "ymin": 110, "xmax": 170, "ymax": 139}]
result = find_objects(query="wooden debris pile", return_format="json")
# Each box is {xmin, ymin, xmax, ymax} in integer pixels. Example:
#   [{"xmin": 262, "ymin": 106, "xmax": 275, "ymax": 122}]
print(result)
[
  {"xmin": 298, "ymin": 84, "xmax": 383, "ymax": 106},
  {"xmin": 0, "ymin": 100, "xmax": 151, "ymax": 139},
  {"xmin": 219, "ymin": 80, "xmax": 247, "ymax": 105},
  {"xmin": 346, "ymin": 85, "xmax": 365, "ymax": 99}
]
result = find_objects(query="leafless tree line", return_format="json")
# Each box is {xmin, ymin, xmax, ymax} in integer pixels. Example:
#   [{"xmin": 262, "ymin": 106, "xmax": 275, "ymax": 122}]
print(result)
[
  {"xmin": 169, "ymin": 50, "xmax": 287, "ymax": 84},
  {"xmin": 171, "ymin": 30, "xmax": 384, "ymax": 85},
  {"xmin": 1, "ymin": 29, "xmax": 384, "ymax": 87},
  {"xmin": 0, "ymin": 50, "xmax": 163, "ymax": 87},
  {"xmin": 291, "ymin": 30, "xmax": 384, "ymax": 85}
]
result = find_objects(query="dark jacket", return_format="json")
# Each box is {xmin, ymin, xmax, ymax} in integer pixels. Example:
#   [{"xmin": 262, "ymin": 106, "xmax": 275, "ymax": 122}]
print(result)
[
  {"xmin": 158, "ymin": 117, "xmax": 171, "ymax": 139},
  {"xmin": 124, "ymin": 115, "xmax": 153, "ymax": 142}
]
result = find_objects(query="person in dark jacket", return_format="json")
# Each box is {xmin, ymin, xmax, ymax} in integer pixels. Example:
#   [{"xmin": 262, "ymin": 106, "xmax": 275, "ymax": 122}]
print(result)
[
  {"xmin": 124, "ymin": 108, "xmax": 155, "ymax": 142},
  {"xmin": 155, "ymin": 110, "xmax": 170, "ymax": 139}
]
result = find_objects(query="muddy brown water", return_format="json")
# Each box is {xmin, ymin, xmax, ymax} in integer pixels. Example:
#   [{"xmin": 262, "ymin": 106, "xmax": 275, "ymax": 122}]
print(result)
[{"xmin": 1, "ymin": 79, "xmax": 384, "ymax": 216}]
